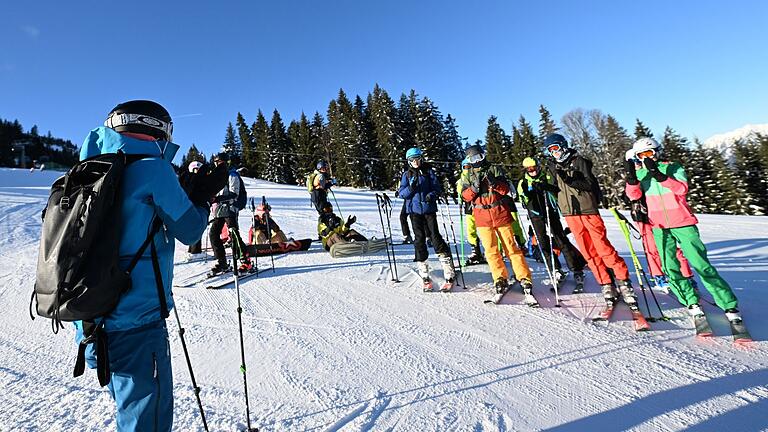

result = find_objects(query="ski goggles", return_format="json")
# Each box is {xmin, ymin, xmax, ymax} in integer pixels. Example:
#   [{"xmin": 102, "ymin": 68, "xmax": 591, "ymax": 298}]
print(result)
[
  {"xmin": 635, "ymin": 149, "xmax": 656, "ymax": 160},
  {"xmin": 104, "ymin": 112, "xmax": 173, "ymax": 141},
  {"xmin": 546, "ymin": 144, "xmax": 563, "ymax": 154},
  {"xmin": 407, "ymin": 155, "xmax": 423, "ymax": 163},
  {"xmin": 525, "ymin": 166, "xmax": 539, "ymax": 173},
  {"xmin": 466, "ymin": 153, "xmax": 485, "ymax": 164}
]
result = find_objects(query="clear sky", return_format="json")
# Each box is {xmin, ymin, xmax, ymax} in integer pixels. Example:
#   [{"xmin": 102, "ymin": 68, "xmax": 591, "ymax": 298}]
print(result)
[{"xmin": 2, "ymin": 0, "xmax": 767, "ymax": 158}]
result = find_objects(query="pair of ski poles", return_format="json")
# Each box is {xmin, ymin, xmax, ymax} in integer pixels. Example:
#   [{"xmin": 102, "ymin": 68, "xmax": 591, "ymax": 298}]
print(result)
[
  {"xmin": 375, "ymin": 193, "xmax": 400, "ymax": 282},
  {"xmin": 437, "ymin": 196, "xmax": 467, "ymax": 289}
]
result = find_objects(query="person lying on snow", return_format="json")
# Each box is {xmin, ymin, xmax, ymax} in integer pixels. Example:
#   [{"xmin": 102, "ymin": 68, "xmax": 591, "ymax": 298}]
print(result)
[{"xmin": 317, "ymin": 202, "xmax": 367, "ymax": 251}]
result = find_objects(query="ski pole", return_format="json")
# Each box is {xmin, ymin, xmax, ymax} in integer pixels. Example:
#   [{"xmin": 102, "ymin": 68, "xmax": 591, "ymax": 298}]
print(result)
[
  {"xmin": 542, "ymin": 194, "xmax": 560, "ymax": 307},
  {"xmin": 381, "ymin": 193, "xmax": 400, "ymax": 282},
  {"xmin": 228, "ymin": 228, "xmax": 259, "ymax": 432},
  {"xmin": 262, "ymin": 196, "xmax": 275, "ymax": 273},
  {"xmin": 375, "ymin": 194, "xmax": 396, "ymax": 282},
  {"xmin": 525, "ymin": 202, "xmax": 558, "ymax": 305},
  {"xmin": 437, "ymin": 197, "xmax": 464, "ymax": 287},
  {"xmin": 441, "ymin": 197, "xmax": 466, "ymax": 288},
  {"xmin": 329, "ymin": 188, "xmax": 343, "ymax": 219},
  {"xmin": 459, "ymin": 206, "xmax": 465, "ymax": 273},
  {"xmin": 170, "ymin": 299, "xmax": 209, "ymax": 431},
  {"xmin": 610, "ymin": 208, "xmax": 668, "ymax": 321}
]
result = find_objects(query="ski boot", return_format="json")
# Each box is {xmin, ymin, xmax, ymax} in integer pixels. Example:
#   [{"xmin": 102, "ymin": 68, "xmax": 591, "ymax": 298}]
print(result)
[
  {"xmin": 418, "ymin": 261, "xmax": 433, "ymax": 292},
  {"xmin": 237, "ymin": 258, "xmax": 255, "ymax": 275},
  {"xmin": 520, "ymin": 278, "xmax": 539, "ymax": 307},
  {"xmin": 653, "ymin": 275, "xmax": 670, "ymax": 294},
  {"xmin": 208, "ymin": 262, "xmax": 232, "ymax": 277},
  {"xmin": 572, "ymin": 271, "xmax": 586, "ymax": 294},
  {"xmin": 549, "ymin": 269, "xmax": 567, "ymax": 292},
  {"xmin": 494, "ymin": 277, "xmax": 509, "ymax": 294},
  {"xmin": 464, "ymin": 244, "xmax": 486, "ymax": 266},
  {"xmin": 438, "ymin": 254, "xmax": 456, "ymax": 292},
  {"xmin": 724, "ymin": 308, "xmax": 742, "ymax": 323},
  {"xmin": 617, "ymin": 279, "xmax": 638, "ymax": 306},
  {"xmin": 402, "ymin": 235, "xmax": 414, "ymax": 245}
]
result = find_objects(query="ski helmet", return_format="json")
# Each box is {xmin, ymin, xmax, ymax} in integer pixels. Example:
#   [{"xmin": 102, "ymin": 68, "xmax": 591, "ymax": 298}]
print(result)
[
  {"xmin": 625, "ymin": 149, "xmax": 638, "ymax": 162},
  {"xmin": 543, "ymin": 133, "xmax": 572, "ymax": 162},
  {"xmin": 631, "ymin": 137, "xmax": 661, "ymax": 160},
  {"xmin": 461, "ymin": 157, "xmax": 472, "ymax": 170},
  {"xmin": 522, "ymin": 157, "xmax": 538, "ymax": 168},
  {"xmin": 316, "ymin": 160, "xmax": 329, "ymax": 170},
  {"xmin": 464, "ymin": 144, "xmax": 485, "ymax": 165},
  {"xmin": 213, "ymin": 152, "xmax": 230, "ymax": 163},
  {"xmin": 405, "ymin": 148, "xmax": 423, "ymax": 160},
  {"xmin": 188, "ymin": 161, "xmax": 203, "ymax": 173},
  {"xmin": 105, "ymin": 100, "xmax": 173, "ymax": 141}
]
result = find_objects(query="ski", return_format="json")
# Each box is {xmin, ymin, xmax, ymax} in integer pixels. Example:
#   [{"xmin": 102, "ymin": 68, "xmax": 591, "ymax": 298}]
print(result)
[
  {"xmin": 572, "ymin": 281, "xmax": 585, "ymax": 294},
  {"xmin": 693, "ymin": 314, "xmax": 713, "ymax": 338},
  {"xmin": 523, "ymin": 290, "xmax": 540, "ymax": 308},
  {"xmin": 484, "ymin": 287, "xmax": 509, "ymax": 305},
  {"xmin": 206, "ymin": 269, "xmax": 263, "ymax": 290},
  {"xmin": 629, "ymin": 307, "xmax": 651, "ymax": 331},
  {"xmin": 729, "ymin": 319, "xmax": 752, "ymax": 344}
]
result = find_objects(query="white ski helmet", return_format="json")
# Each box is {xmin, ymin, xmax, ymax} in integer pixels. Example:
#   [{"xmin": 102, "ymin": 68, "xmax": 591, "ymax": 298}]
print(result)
[
  {"xmin": 625, "ymin": 149, "xmax": 637, "ymax": 162},
  {"xmin": 631, "ymin": 137, "xmax": 661, "ymax": 160},
  {"xmin": 188, "ymin": 161, "xmax": 203, "ymax": 173}
]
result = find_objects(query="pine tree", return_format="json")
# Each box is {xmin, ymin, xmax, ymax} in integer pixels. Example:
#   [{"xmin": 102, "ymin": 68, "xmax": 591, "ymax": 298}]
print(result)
[
  {"xmin": 732, "ymin": 139, "xmax": 767, "ymax": 215},
  {"xmin": 633, "ymin": 119, "xmax": 653, "ymax": 140},
  {"xmin": 592, "ymin": 114, "xmax": 632, "ymax": 208},
  {"xmin": 708, "ymin": 145, "xmax": 757, "ymax": 215},
  {"xmin": 415, "ymin": 97, "xmax": 452, "ymax": 184},
  {"xmin": 222, "ymin": 122, "xmax": 239, "ymax": 156},
  {"xmin": 309, "ymin": 112, "xmax": 327, "ymax": 172},
  {"xmin": 442, "ymin": 114, "xmax": 464, "ymax": 192},
  {"xmin": 290, "ymin": 113, "xmax": 317, "ymax": 179},
  {"xmin": 179, "ymin": 144, "xmax": 204, "ymax": 171},
  {"xmin": 660, "ymin": 126, "xmax": 690, "ymax": 165},
  {"xmin": 538, "ymin": 105, "xmax": 559, "ymax": 143},
  {"xmin": 687, "ymin": 141, "xmax": 723, "ymax": 213},
  {"xmin": 268, "ymin": 110, "xmax": 293, "ymax": 184},
  {"xmin": 236, "ymin": 113, "xmax": 256, "ymax": 175},
  {"xmin": 510, "ymin": 116, "xmax": 538, "ymax": 182},
  {"xmin": 251, "ymin": 110, "xmax": 270, "ymax": 179},
  {"xmin": 326, "ymin": 90, "xmax": 357, "ymax": 184},
  {"xmin": 368, "ymin": 84, "xmax": 400, "ymax": 187},
  {"xmin": 484, "ymin": 116, "xmax": 507, "ymax": 165},
  {"xmin": 395, "ymin": 90, "xmax": 418, "ymax": 156}
]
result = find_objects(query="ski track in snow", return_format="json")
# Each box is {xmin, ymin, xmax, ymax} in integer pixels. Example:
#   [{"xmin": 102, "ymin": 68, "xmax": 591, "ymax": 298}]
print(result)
[{"xmin": 1, "ymin": 169, "xmax": 768, "ymax": 431}]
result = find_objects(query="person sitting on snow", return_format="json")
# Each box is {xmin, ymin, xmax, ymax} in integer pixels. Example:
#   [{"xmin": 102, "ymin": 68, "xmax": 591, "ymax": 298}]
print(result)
[
  {"xmin": 317, "ymin": 202, "xmax": 366, "ymax": 251},
  {"xmin": 251, "ymin": 203, "xmax": 289, "ymax": 244}
]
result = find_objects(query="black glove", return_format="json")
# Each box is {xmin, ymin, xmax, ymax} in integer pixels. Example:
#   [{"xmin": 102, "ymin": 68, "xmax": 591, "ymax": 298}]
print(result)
[
  {"xmin": 643, "ymin": 158, "xmax": 667, "ymax": 182},
  {"xmin": 346, "ymin": 215, "xmax": 356, "ymax": 226},
  {"xmin": 179, "ymin": 163, "xmax": 229, "ymax": 207},
  {"xmin": 624, "ymin": 160, "xmax": 639, "ymax": 185},
  {"xmin": 409, "ymin": 175, "xmax": 419, "ymax": 188}
]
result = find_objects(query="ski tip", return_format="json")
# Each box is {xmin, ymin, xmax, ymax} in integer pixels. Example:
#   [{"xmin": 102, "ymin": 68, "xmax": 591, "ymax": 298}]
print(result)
[
  {"xmin": 696, "ymin": 332, "xmax": 714, "ymax": 338},
  {"xmin": 734, "ymin": 337, "xmax": 753, "ymax": 346}
]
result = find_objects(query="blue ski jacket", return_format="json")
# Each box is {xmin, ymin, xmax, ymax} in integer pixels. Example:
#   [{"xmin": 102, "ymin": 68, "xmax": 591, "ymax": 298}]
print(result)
[
  {"xmin": 75, "ymin": 127, "xmax": 209, "ymax": 332},
  {"xmin": 398, "ymin": 165, "xmax": 442, "ymax": 215}
]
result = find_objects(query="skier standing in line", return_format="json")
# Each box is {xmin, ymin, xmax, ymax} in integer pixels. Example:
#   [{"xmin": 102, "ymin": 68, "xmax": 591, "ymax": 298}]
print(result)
[
  {"xmin": 398, "ymin": 147, "xmax": 456, "ymax": 291},
  {"xmin": 624, "ymin": 149, "xmax": 695, "ymax": 293},
  {"xmin": 308, "ymin": 160, "xmax": 336, "ymax": 214},
  {"xmin": 624, "ymin": 138, "xmax": 743, "ymax": 322},
  {"xmin": 459, "ymin": 145, "xmax": 535, "ymax": 303},
  {"xmin": 209, "ymin": 152, "xmax": 253, "ymax": 275},
  {"xmin": 184, "ymin": 160, "xmax": 206, "ymax": 261},
  {"xmin": 456, "ymin": 158, "xmax": 485, "ymax": 266},
  {"xmin": 76, "ymin": 100, "xmax": 225, "ymax": 431},
  {"xmin": 543, "ymin": 133, "xmax": 637, "ymax": 308},
  {"xmin": 517, "ymin": 157, "xmax": 587, "ymax": 291}
]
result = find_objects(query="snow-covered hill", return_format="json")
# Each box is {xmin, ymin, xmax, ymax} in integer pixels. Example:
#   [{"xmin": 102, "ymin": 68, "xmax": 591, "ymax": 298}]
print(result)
[
  {"xmin": 703, "ymin": 123, "xmax": 768, "ymax": 158},
  {"xmin": 1, "ymin": 168, "xmax": 767, "ymax": 431}
]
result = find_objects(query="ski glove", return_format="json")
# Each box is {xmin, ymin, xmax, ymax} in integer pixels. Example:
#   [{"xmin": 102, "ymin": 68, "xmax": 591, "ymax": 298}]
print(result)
[
  {"xmin": 643, "ymin": 158, "xmax": 667, "ymax": 182},
  {"xmin": 179, "ymin": 162, "xmax": 229, "ymax": 207},
  {"xmin": 346, "ymin": 215, "xmax": 356, "ymax": 226},
  {"xmin": 425, "ymin": 192, "xmax": 436, "ymax": 202},
  {"xmin": 409, "ymin": 175, "xmax": 419, "ymax": 188},
  {"xmin": 624, "ymin": 160, "xmax": 639, "ymax": 185}
]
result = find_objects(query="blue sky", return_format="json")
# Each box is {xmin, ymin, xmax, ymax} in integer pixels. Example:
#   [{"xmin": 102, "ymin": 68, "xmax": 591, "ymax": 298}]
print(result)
[{"xmin": 2, "ymin": 0, "xmax": 767, "ymax": 159}]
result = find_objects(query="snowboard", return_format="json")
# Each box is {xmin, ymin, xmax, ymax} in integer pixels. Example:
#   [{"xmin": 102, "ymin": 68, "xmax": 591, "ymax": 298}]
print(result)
[
  {"xmin": 245, "ymin": 238, "xmax": 312, "ymax": 257},
  {"xmin": 329, "ymin": 238, "xmax": 388, "ymax": 258}
]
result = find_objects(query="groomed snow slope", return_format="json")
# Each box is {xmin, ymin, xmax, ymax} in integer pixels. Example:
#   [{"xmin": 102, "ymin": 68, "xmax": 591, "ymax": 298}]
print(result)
[{"xmin": 1, "ymin": 168, "xmax": 767, "ymax": 431}]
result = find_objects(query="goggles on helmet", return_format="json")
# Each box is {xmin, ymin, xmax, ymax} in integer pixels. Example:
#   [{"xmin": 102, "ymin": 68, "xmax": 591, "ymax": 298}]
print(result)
[
  {"xmin": 547, "ymin": 144, "xmax": 563, "ymax": 154},
  {"xmin": 636, "ymin": 149, "xmax": 656, "ymax": 160},
  {"xmin": 466, "ymin": 153, "xmax": 485, "ymax": 164},
  {"xmin": 525, "ymin": 166, "xmax": 539, "ymax": 173},
  {"xmin": 105, "ymin": 112, "xmax": 173, "ymax": 141}
]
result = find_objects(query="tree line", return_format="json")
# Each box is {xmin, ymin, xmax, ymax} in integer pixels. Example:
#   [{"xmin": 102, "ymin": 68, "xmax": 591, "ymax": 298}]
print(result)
[{"xmin": 0, "ymin": 119, "xmax": 79, "ymax": 169}]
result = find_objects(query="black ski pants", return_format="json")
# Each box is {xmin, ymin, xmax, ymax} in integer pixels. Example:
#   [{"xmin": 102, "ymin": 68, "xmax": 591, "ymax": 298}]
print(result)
[
  {"xmin": 409, "ymin": 212, "xmax": 451, "ymax": 262},
  {"xmin": 400, "ymin": 201, "xmax": 412, "ymax": 238},
  {"xmin": 529, "ymin": 213, "xmax": 586, "ymax": 274},
  {"xmin": 311, "ymin": 189, "xmax": 329, "ymax": 214},
  {"xmin": 210, "ymin": 215, "xmax": 248, "ymax": 266}
]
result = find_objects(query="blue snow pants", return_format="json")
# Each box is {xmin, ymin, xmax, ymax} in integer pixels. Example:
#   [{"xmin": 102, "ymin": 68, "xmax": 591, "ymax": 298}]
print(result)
[{"xmin": 86, "ymin": 320, "xmax": 174, "ymax": 431}]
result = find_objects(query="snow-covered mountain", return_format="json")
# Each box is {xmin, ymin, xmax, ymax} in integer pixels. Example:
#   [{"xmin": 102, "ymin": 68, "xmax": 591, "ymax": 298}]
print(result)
[
  {"xmin": 703, "ymin": 123, "xmax": 768, "ymax": 157},
  {"xmin": 1, "ymin": 168, "xmax": 767, "ymax": 431}
]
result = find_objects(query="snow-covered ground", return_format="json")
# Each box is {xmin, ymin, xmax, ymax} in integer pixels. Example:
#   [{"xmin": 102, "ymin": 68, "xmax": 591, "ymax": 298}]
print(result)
[{"xmin": 1, "ymin": 167, "xmax": 767, "ymax": 431}]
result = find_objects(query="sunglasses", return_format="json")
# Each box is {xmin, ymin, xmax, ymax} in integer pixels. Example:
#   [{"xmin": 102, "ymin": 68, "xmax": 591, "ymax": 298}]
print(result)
[{"xmin": 636, "ymin": 149, "xmax": 656, "ymax": 160}]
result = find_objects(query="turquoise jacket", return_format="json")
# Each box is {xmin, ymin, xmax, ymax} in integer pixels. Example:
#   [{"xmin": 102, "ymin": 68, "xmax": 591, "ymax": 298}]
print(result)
[{"xmin": 77, "ymin": 127, "xmax": 209, "ymax": 332}]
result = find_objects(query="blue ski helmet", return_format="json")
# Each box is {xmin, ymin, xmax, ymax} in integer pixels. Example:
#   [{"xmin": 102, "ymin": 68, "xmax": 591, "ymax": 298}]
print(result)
[
  {"xmin": 316, "ymin": 160, "xmax": 329, "ymax": 170},
  {"xmin": 543, "ymin": 133, "xmax": 572, "ymax": 162},
  {"xmin": 405, "ymin": 147, "xmax": 423, "ymax": 160}
]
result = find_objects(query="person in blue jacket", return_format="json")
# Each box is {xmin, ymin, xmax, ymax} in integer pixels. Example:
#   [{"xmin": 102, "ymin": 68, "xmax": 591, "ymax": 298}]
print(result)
[
  {"xmin": 75, "ymin": 100, "xmax": 226, "ymax": 432},
  {"xmin": 398, "ymin": 147, "xmax": 455, "ymax": 290}
]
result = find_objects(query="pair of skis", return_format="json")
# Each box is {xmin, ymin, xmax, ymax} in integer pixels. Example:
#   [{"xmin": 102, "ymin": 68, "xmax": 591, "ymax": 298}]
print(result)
[
  {"xmin": 423, "ymin": 278, "xmax": 455, "ymax": 293},
  {"xmin": 694, "ymin": 313, "xmax": 752, "ymax": 344},
  {"xmin": 483, "ymin": 282, "xmax": 540, "ymax": 308}
]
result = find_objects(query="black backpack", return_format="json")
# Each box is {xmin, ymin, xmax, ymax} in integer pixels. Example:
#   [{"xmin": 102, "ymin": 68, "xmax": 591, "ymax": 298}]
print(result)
[
  {"xmin": 33, "ymin": 151, "xmax": 168, "ymax": 386},
  {"xmin": 235, "ymin": 175, "xmax": 248, "ymax": 211}
]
